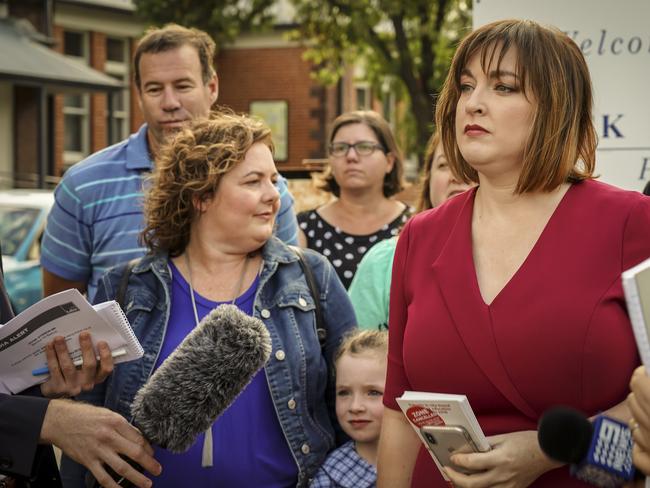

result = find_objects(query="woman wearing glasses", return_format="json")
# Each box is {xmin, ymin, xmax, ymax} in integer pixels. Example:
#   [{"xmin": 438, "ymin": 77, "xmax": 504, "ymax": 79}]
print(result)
[{"xmin": 297, "ymin": 111, "xmax": 410, "ymax": 289}]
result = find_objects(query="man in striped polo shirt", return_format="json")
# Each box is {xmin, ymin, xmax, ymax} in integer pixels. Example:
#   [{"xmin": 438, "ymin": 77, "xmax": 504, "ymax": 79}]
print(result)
[{"xmin": 41, "ymin": 24, "xmax": 298, "ymax": 300}]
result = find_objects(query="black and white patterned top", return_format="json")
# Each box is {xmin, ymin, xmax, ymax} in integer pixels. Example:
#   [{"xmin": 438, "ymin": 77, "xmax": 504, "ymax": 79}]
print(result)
[{"xmin": 297, "ymin": 205, "xmax": 411, "ymax": 289}]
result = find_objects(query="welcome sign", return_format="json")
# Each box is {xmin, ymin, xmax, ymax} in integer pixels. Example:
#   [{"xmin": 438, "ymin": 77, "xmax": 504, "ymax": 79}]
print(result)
[{"xmin": 473, "ymin": 0, "xmax": 650, "ymax": 191}]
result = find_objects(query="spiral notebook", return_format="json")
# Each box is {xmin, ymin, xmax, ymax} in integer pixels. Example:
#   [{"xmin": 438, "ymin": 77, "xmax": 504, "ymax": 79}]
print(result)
[
  {"xmin": 93, "ymin": 300, "xmax": 144, "ymax": 362},
  {"xmin": 622, "ymin": 256, "xmax": 650, "ymax": 367},
  {"xmin": 0, "ymin": 288, "xmax": 143, "ymax": 393}
]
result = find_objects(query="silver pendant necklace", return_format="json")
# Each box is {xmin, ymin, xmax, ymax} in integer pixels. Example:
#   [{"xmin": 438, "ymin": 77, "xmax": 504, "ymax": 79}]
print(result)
[
  {"xmin": 185, "ymin": 250, "xmax": 251, "ymax": 329},
  {"xmin": 183, "ymin": 249, "xmax": 251, "ymax": 468}
]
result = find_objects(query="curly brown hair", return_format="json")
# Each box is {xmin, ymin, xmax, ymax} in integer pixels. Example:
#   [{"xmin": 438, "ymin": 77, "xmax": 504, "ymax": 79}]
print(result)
[{"xmin": 142, "ymin": 110, "xmax": 273, "ymax": 256}]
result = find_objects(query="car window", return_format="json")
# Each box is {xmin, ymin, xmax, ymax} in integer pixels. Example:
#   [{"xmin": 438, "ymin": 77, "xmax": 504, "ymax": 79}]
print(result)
[
  {"xmin": 27, "ymin": 231, "xmax": 42, "ymax": 261},
  {"xmin": 0, "ymin": 206, "xmax": 41, "ymax": 257}
]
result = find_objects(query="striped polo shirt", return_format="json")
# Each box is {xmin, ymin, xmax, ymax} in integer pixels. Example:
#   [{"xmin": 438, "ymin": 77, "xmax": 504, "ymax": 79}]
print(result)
[{"xmin": 41, "ymin": 124, "xmax": 297, "ymax": 300}]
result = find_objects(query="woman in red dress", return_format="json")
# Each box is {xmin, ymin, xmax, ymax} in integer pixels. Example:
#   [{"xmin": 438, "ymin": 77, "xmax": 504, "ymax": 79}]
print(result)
[{"xmin": 377, "ymin": 19, "xmax": 650, "ymax": 488}]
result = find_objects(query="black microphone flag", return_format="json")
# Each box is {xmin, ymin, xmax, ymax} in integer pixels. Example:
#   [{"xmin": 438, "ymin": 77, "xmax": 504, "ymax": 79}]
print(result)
[{"xmin": 538, "ymin": 406, "xmax": 635, "ymax": 488}]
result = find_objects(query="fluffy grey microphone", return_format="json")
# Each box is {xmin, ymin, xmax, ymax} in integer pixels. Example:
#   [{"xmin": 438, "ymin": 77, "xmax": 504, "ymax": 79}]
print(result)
[{"xmin": 130, "ymin": 303, "xmax": 272, "ymax": 452}]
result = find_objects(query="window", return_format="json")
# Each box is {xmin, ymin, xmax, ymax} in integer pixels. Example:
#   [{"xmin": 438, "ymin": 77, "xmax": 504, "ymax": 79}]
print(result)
[
  {"xmin": 63, "ymin": 94, "xmax": 89, "ymax": 154},
  {"xmin": 0, "ymin": 206, "xmax": 40, "ymax": 257},
  {"xmin": 106, "ymin": 37, "xmax": 127, "ymax": 63},
  {"xmin": 62, "ymin": 30, "xmax": 90, "ymax": 167},
  {"xmin": 64, "ymin": 31, "xmax": 86, "ymax": 59},
  {"xmin": 105, "ymin": 37, "xmax": 130, "ymax": 144},
  {"xmin": 355, "ymin": 84, "xmax": 371, "ymax": 110},
  {"xmin": 382, "ymin": 89, "xmax": 396, "ymax": 127}
]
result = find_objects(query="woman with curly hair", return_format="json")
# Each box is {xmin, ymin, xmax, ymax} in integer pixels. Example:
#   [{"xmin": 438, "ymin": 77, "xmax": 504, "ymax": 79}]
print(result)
[{"xmin": 61, "ymin": 111, "xmax": 357, "ymax": 488}]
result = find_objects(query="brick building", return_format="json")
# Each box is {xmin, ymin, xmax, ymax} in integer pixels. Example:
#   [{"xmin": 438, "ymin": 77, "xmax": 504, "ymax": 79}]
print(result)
[
  {"xmin": 0, "ymin": 0, "xmax": 142, "ymax": 188},
  {"xmin": 0, "ymin": 0, "xmax": 397, "ymax": 205}
]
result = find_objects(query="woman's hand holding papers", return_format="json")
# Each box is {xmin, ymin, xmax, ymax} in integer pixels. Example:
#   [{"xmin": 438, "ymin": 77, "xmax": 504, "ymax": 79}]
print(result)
[{"xmin": 40, "ymin": 331, "xmax": 114, "ymax": 398}]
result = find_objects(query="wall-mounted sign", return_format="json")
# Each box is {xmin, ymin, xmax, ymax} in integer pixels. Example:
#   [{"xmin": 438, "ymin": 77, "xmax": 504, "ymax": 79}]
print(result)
[
  {"xmin": 250, "ymin": 100, "xmax": 288, "ymax": 162},
  {"xmin": 473, "ymin": 0, "xmax": 650, "ymax": 191}
]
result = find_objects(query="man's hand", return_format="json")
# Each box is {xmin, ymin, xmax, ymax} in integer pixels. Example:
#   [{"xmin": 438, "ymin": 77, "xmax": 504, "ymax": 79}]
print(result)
[
  {"xmin": 40, "ymin": 399, "xmax": 162, "ymax": 488},
  {"xmin": 40, "ymin": 331, "xmax": 113, "ymax": 398}
]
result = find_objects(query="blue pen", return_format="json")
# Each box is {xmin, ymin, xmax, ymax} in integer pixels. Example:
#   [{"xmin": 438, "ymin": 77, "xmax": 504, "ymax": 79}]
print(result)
[{"xmin": 31, "ymin": 347, "xmax": 128, "ymax": 376}]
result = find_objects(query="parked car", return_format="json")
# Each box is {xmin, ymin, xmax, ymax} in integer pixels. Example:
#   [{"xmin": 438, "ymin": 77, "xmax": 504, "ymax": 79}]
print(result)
[{"xmin": 0, "ymin": 190, "xmax": 54, "ymax": 313}]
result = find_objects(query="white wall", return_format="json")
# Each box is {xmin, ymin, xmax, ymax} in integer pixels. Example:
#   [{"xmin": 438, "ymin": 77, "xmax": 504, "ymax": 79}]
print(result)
[
  {"xmin": 473, "ymin": 0, "xmax": 650, "ymax": 191},
  {"xmin": 54, "ymin": 2, "xmax": 143, "ymax": 38}
]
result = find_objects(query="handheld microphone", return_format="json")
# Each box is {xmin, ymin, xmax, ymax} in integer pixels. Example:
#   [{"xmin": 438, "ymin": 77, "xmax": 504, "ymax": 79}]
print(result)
[
  {"xmin": 538, "ymin": 406, "xmax": 635, "ymax": 488},
  {"xmin": 88, "ymin": 304, "xmax": 272, "ymax": 487}
]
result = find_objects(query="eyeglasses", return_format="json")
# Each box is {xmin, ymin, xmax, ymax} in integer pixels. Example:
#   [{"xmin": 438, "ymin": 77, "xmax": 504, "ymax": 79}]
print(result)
[{"xmin": 329, "ymin": 141, "xmax": 385, "ymax": 157}]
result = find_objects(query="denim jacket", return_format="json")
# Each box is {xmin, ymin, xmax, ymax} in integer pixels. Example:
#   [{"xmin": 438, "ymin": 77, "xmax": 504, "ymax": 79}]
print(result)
[{"xmin": 60, "ymin": 237, "xmax": 357, "ymax": 488}]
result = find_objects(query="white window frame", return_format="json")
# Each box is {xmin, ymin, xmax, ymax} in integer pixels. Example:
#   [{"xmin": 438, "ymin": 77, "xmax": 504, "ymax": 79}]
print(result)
[
  {"xmin": 354, "ymin": 82, "xmax": 371, "ymax": 111},
  {"xmin": 105, "ymin": 36, "xmax": 130, "ymax": 144},
  {"xmin": 381, "ymin": 81, "xmax": 397, "ymax": 128},
  {"xmin": 62, "ymin": 30, "xmax": 90, "ymax": 168}
]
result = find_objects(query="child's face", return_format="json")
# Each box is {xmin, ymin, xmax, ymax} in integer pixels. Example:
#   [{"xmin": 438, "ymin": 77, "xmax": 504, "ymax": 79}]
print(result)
[{"xmin": 335, "ymin": 350, "xmax": 387, "ymax": 446}]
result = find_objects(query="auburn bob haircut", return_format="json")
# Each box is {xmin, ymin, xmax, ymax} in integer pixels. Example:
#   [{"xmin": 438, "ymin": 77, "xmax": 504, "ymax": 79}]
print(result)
[{"xmin": 435, "ymin": 19, "xmax": 596, "ymax": 193}]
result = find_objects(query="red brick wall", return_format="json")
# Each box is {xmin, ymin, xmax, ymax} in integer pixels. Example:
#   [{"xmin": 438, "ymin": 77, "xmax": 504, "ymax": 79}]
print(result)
[
  {"xmin": 216, "ymin": 46, "xmax": 329, "ymax": 172},
  {"xmin": 52, "ymin": 24, "xmax": 105, "ymax": 175},
  {"xmin": 13, "ymin": 86, "xmax": 39, "ymax": 186},
  {"xmin": 90, "ymin": 31, "xmax": 107, "ymax": 152},
  {"xmin": 49, "ymin": 37, "xmax": 329, "ymax": 176},
  {"xmin": 53, "ymin": 25, "xmax": 65, "ymax": 175},
  {"xmin": 50, "ymin": 27, "xmax": 142, "ymax": 175},
  {"xmin": 9, "ymin": 2, "xmax": 43, "ymax": 186}
]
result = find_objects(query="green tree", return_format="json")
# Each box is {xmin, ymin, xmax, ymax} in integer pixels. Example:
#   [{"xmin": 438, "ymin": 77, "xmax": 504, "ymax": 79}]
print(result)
[
  {"xmin": 133, "ymin": 0, "xmax": 471, "ymax": 165},
  {"xmin": 133, "ymin": 0, "xmax": 276, "ymax": 45},
  {"xmin": 292, "ymin": 0, "xmax": 470, "ymax": 165}
]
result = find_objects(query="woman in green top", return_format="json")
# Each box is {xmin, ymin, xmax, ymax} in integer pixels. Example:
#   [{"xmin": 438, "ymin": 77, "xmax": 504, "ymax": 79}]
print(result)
[{"xmin": 348, "ymin": 131, "xmax": 475, "ymax": 329}]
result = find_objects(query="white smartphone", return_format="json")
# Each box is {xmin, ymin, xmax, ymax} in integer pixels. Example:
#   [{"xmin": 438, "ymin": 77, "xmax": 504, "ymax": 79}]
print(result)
[{"xmin": 420, "ymin": 425, "xmax": 482, "ymax": 475}]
